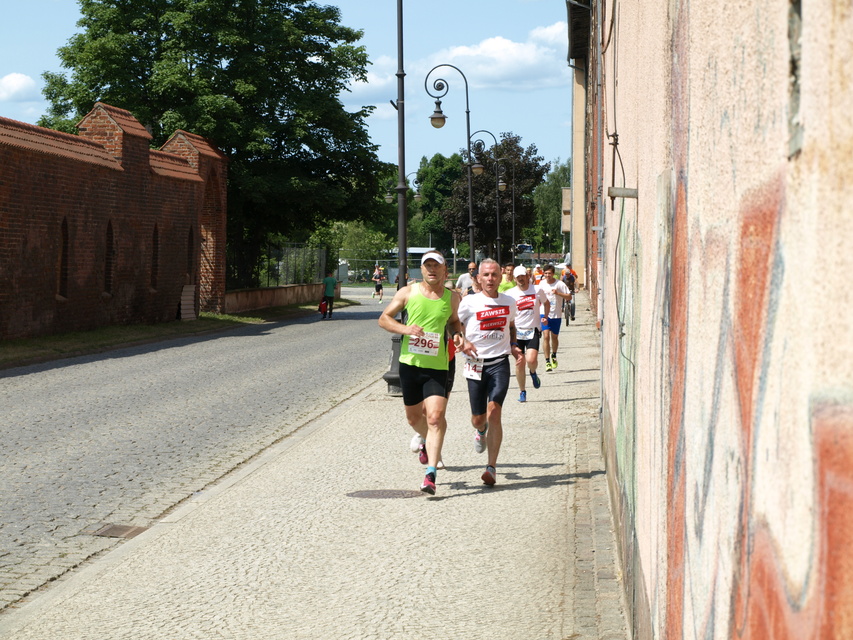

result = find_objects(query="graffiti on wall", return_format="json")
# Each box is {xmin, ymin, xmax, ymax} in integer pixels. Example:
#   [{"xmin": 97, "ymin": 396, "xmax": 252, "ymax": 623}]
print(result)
[{"xmin": 657, "ymin": 174, "xmax": 853, "ymax": 639}]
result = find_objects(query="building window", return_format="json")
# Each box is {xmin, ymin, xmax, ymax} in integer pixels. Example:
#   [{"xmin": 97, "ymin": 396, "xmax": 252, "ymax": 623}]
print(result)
[
  {"xmin": 151, "ymin": 224, "xmax": 159, "ymax": 290},
  {"xmin": 58, "ymin": 217, "xmax": 69, "ymax": 298},
  {"xmin": 105, "ymin": 221, "xmax": 114, "ymax": 294}
]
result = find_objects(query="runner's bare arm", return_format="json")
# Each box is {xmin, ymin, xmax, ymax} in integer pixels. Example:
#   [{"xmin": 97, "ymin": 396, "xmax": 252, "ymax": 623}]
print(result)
[
  {"xmin": 509, "ymin": 322, "xmax": 524, "ymax": 365},
  {"xmin": 378, "ymin": 286, "xmax": 423, "ymax": 336},
  {"xmin": 448, "ymin": 291, "xmax": 476, "ymax": 356}
]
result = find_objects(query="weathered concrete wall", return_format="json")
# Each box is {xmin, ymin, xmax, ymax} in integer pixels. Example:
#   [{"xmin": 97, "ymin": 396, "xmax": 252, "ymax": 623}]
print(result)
[
  {"xmin": 224, "ymin": 282, "xmax": 339, "ymax": 315},
  {"xmin": 581, "ymin": 0, "xmax": 853, "ymax": 638}
]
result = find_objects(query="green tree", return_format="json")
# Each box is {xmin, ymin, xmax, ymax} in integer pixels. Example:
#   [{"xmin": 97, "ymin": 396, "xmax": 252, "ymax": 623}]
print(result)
[
  {"xmin": 339, "ymin": 220, "xmax": 394, "ymax": 263},
  {"xmin": 440, "ymin": 133, "xmax": 549, "ymax": 262},
  {"xmin": 408, "ymin": 153, "xmax": 461, "ymax": 252},
  {"xmin": 526, "ymin": 158, "xmax": 572, "ymax": 257},
  {"xmin": 39, "ymin": 0, "xmax": 385, "ymax": 287}
]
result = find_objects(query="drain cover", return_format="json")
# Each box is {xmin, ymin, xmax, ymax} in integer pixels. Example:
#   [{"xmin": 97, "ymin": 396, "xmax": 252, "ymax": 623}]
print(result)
[
  {"xmin": 90, "ymin": 524, "xmax": 149, "ymax": 539},
  {"xmin": 346, "ymin": 489, "xmax": 424, "ymax": 499}
]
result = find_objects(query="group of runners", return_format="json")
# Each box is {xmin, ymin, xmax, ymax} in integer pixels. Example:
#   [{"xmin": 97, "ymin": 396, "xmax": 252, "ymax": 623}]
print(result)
[{"xmin": 378, "ymin": 252, "xmax": 576, "ymax": 495}]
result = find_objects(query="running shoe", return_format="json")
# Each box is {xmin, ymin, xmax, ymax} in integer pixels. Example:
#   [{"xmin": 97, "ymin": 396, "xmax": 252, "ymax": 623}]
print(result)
[
  {"xmin": 551, "ymin": 356, "xmax": 558, "ymax": 369},
  {"xmin": 410, "ymin": 433, "xmax": 425, "ymax": 453},
  {"xmin": 518, "ymin": 390, "xmax": 527, "ymax": 403},
  {"xmin": 418, "ymin": 443, "xmax": 428, "ymax": 465},
  {"xmin": 531, "ymin": 371, "xmax": 541, "ymax": 388},
  {"xmin": 474, "ymin": 428, "xmax": 487, "ymax": 453},
  {"xmin": 545, "ymin": 359, "xmax": 553, "ymax": 372},
  {"xmin": 421, "ymin": 472, "xmax": 436, "ymax": 495},
  {"xmin": 481, "ymin": 465, "xmax": 496, "ymax": 486},
  {"xmin": 436, "ymin": 459, "xmax": 445, "ymax": 470}
]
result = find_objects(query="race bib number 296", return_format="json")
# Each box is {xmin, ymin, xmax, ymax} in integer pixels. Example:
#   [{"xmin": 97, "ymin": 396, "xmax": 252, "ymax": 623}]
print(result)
[{"xmin": 408, "ymin": 331, "xmax": 441, "ymax": 356}]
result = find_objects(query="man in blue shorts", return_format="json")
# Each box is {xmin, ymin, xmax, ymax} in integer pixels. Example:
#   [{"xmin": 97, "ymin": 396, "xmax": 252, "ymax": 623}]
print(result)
[
  {"xmin": 457, "ymin": 258, "xmax": 523, "ymax": 486},
  {"xmin": 506, "ymin": 265, "xmax": 550, "ymax": 402},
  {"xmin": 379, "ymin": 252, "xmax": 473, "ymax": 495},
  {"xmin": 538, "ymin": 264, "xmax": 572, "ymax": 370}
]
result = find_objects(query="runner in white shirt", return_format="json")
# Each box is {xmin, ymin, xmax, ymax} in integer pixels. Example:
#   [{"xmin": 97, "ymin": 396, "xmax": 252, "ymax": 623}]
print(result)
[
  {"xmin": 457, "ymin": 258, "xmax": 523, "ymax": 486},
  {"xmin": 505, "ymin": 265, "xmax": 550, "ymax": 402},
  {"xmin": 538, "ymin": 263, "xmax": 572, "ymax": 371}
]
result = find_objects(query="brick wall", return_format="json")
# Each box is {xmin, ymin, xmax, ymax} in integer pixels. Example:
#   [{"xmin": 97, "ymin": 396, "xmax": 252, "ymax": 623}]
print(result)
[{"xmin": 0, "ymin": 102, "xmax": 227, "ymax": 339}]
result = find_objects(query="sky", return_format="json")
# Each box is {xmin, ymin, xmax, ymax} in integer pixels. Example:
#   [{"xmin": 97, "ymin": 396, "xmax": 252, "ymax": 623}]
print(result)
[{"xmin": 0, "ymin": 0, "xmax": 573, "ymax": 174}]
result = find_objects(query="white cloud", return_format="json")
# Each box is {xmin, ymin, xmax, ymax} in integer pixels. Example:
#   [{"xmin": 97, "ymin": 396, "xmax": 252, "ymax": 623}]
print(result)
[
  {"xmin": 347, "ymin": 54, "xmax": 395, "ymax": 102},
  {"xmin": 421, "ymin": 24, "xmax": 570, "ymax": 92},
  {"xmin": 531, "ymin": 21, "xmax": 570, "ymax": 46},
  {"xmin": 0, "ymin": 73, "xmax": 39, "ymax": 102}
]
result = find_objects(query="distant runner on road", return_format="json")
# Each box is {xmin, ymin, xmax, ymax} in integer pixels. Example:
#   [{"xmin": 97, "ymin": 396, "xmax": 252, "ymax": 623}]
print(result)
[
  {"xmin": 505, "ymin": 265, "xmax": 550, "ymax": 403},
  {"xmin": 538, "ymin": 264, "xmax": 572, "ymax": 371},
  {"xmin": 371, "ymin": 266, "xmax": 385, "ymax": 302}
]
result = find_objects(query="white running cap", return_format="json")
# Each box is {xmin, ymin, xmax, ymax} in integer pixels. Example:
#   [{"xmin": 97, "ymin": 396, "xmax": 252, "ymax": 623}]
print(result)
[{"xmin": 421, "ymin": 251, "xmax": 445, "ymax": 265}]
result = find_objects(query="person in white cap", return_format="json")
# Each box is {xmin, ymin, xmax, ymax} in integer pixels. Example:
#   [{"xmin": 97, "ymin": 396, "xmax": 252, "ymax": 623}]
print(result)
[
  {"xmin": 505, "ymin": 265, "xmax": 550, "ymax": 402},
  {"xmin": 539, "ymin": 263, "xmax": 572, "ymax": 371},
  {"xmin": 378, "ymin": 251, "xmax": 474, "ymax": 495}
]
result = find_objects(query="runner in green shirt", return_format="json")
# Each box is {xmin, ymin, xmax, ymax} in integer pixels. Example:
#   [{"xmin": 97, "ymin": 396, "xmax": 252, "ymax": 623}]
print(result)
[{"xmin": 379, "ymin": 252, "xmax": 475, "ymax": 495}]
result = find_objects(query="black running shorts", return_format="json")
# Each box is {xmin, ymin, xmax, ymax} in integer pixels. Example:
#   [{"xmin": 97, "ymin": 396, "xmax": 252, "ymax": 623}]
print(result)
[
  {"xmin": 399, "ymin": 361, "xmax": 450, "ymax": 406},
  {"xmin": 445, "ymin": 356, "xmax": 456, "ymax": 397},
  {"xmin": 517, "ymin": 327, "xmax": 541, "ymax": 353}
]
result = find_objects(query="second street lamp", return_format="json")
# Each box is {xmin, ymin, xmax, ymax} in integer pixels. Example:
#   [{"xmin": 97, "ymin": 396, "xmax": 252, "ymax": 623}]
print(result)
[
  {"xmin": 425, "ymin": 64, "xmax": 476, "ymax": 264},
  {"xmin": 471, "ymin": 129, "xmax": 505, "ymax": 263}
]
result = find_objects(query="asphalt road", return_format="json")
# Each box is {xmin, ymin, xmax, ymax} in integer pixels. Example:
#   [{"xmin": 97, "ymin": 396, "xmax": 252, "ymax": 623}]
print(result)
[{"xmin": 0, "ymin": 287, "xmax": 391, "ymax": 611}]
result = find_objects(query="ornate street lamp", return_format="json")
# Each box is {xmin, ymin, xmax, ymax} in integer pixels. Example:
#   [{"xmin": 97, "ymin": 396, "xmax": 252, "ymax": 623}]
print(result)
[
  {"xmin": 471, "ymin": 129, "xmax": 505, "ymax": 263},
  {"xmin": 406, "ymin": 171, "xmax": 422, "ymax": 202},
  {"xmin": 425, "ymin": 64, "xmax": 476, "ymax": 263}
]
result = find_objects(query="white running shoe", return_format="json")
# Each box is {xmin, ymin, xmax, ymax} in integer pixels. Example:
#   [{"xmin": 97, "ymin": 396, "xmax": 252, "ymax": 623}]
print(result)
[
  {"xmin": 474, "ymin": 428, "xmax": 487, "ymax": 454},
  {"xmin": 410, "ymin": 433, "xmax": 425, "ymax": 453}
]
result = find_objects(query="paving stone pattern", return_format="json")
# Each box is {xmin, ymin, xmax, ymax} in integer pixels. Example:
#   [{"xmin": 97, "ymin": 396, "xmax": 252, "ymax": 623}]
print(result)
[
  {"xmin": 0, "ymin": 288, "xmax": 630, "ymax": 640},
  {"xmin": 0, "ymin": 296, "xmax": 387, "ymax": 611}
]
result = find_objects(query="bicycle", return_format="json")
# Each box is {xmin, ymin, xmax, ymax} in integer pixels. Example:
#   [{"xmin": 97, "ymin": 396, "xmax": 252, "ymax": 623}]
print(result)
[
  {"xmin": 561, "ymin": 278, "xmax": 576, "ymax": 324},
  {"xmin": 563, "ymin": 296, "xmax": 575, "ymax": 325}
]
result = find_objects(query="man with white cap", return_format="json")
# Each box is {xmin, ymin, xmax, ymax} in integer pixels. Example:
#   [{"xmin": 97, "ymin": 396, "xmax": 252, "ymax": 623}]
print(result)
[
  {"xmin": 379, "ymin": 251, "xmax": 474, "ymax": 495},
  {"xmin": 505, "ymin": 265, "xmax": 550, "ymax": 402}
]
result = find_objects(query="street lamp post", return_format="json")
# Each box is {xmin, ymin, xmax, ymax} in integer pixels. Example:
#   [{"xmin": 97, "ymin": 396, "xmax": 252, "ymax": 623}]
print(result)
[
  {"xmin": 511, "ymin": 164, "xmax": 516, "ymax": 264},
  {"xmin": 471, "ymin": 129, "xmax": 505, "ymax": 263},
  {"xmin": 382, "ymin": 0, "xmax": 408, "ymax": 396},
  {"xmin": 425, "ymin": 64, "xmax": 475, "ymax": 264}
]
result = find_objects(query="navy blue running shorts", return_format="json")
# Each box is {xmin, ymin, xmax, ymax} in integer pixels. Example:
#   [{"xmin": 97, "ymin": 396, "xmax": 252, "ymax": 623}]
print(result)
[{"xmin": 466, "ymin": 355, "xmax": 511, "ymax": 415}]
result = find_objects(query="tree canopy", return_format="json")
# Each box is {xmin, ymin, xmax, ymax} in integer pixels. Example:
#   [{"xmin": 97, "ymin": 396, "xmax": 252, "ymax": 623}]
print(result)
[
  {"xmin": 526, "ymin": 158, "xmax": 572, "ymax": 255},
  {"xmin": 40, "ymin": 0, "xmax": 386, "ymax": 287},
  {"xmin": 439, "ymin": 133, "xmax": 549, "ymax": 263}
]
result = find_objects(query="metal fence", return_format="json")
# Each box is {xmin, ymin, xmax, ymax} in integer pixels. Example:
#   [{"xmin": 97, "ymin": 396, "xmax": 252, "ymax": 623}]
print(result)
[
  {"xmin": 261, "ymin": 243, "xmax": 326, "ymax": 287},
  {"xmin": 340, "ymin": 258, "xmax": 465, "ymax": 286}
]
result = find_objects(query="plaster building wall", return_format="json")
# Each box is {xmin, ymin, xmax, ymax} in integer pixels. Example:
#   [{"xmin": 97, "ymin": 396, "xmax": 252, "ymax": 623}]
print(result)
[
  {"xmin": 570, "ymin": 65, "xmax": 587, "ymax": 288},
  {"xmin": 576, "ymin": 1, "xmax": 853, "ymax": 638},
  {"xmin": 0, "ymin": 103, "xmax": 227, "ymax": 339}
]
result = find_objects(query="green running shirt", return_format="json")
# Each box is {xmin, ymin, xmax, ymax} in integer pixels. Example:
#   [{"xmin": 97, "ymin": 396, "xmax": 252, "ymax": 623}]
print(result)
[{"xmin": 399, "ymin": 285, "xmax": 452, "ymax": 370}]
